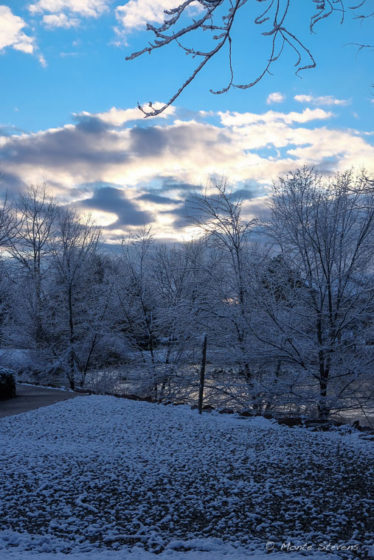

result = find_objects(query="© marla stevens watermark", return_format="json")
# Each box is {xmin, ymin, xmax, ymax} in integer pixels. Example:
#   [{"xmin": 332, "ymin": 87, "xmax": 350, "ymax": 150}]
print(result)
[{"xmin": 266, "ymin": 541, "xmax": 360, "ymax": 552}]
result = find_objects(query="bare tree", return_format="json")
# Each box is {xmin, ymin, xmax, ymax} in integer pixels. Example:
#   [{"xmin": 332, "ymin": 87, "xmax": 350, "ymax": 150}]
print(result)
[
  {"xmin": 151, "ymin": 239, "xmax": 211, "ymax": 399},
  {"xmin": 51, "ymin": 209, "xmax": 101, "ymax": 389},
  {"xmin": 112, "ymin": 231, "xmax": 213, "ymax": 400},
  {"xmin": 117, "ymin": 230, "xmax": 155, "ymax": 355},
  {"xmin": 0, "ymin": 196, "xmax": 17, "ymax": 346},
  {"xmin": 127, "ymin": 0, "xmax": 373, "ymax": 116},
  {"xmin": 254, "ymin": 168, "xmax": 374, "ymax": 420},
  {"xmin": 8, "ymin": 185, "xmax": 58, "ymax": 348},
  {"xmin": 193, "ymin": 181, "xmax": 255, "ymax": 379},
  {"xmin": 0, "ymin": 195, "xmax": 16, "ymax": 248}
]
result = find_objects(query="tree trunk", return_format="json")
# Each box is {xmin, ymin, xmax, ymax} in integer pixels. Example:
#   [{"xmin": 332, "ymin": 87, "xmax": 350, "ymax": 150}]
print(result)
[
  {"xmin": 318, "ymin": 375, "xmax": 330, "ymax": 421},
  {"xmin": 68, "ymin": 284, "xmax": 76, "ymax": 389}
]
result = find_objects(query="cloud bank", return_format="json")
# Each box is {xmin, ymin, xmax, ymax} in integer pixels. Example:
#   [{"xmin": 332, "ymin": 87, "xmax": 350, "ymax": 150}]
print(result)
[{"xmin": 0, "ymin": 103, "xmax": 373, "ymax": 240}]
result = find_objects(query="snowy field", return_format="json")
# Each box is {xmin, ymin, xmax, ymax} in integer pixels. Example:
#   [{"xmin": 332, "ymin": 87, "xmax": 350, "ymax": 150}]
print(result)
[{"xmin": 0, "ymin": 396, "xmax": 373, "ymax": 560}]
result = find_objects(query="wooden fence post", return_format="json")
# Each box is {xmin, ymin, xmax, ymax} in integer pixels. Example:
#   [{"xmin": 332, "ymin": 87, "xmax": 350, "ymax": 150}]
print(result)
[{"xmin": 198, "ymin": 334, "xmax": 207, "ymax": 414}]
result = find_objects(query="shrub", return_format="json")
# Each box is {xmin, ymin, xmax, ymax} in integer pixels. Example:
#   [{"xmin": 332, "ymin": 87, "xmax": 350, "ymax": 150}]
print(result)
[{"xmin": 0, "ymin": 368, "xmax": 16, "ymax": 400}]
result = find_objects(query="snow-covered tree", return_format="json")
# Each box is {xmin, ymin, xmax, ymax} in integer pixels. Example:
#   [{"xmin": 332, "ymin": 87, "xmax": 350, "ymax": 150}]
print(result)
[
  {"xmin": 150, "ymin": 239, "xmax": 212, "ymax": 399},
  {"xmin": 0, "ymin": 196, "xmax": 16, "ymax": 345},
  {"xmin": 49, "ymin": 209, "xmax": 101, "ymax": 389},
  {"xmin": 193, "ymin": 181, "xmax": 256, "ymax": 380},
  {"xmin": 7, "ymin": 185, "xmax": 58, "ymax": 348},
  {"xmin": 253, "ymin": 168, "xmax": 374, "ymax": 419}
]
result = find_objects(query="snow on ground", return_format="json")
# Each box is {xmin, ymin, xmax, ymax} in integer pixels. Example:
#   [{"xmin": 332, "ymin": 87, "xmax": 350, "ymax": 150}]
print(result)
[
  {"xmin": 0, "ymin": 396, "xmax": 373, "ymax": 559},
  {"xmin": 0, "ymin": 543, "xmax": 357, "ymax": 560}
]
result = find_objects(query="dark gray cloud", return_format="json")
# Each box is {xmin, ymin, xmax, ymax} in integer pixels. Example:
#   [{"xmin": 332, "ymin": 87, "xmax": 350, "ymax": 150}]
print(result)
[
  {"xmin": 162, "ymin": 179, "xmax": 202, "ymax": 193},
  {"xmin": 74, "ymin": 115, "xmax": 110, "ymax": 134},
  {"xmin": 0, "ymin": 126, "xmax": 127, "ymax": 169},
  {"xmin": 80, "ymin": 186, "xmax": 152, "ymax": 228},
  {"xmin": 129, "ymin": 127, "xmax": 169, "ymax": 157},
  {"xmin": 230, "ymin": 188, "xmax": 256, "ymax": 201},
  {"xmin": 0, "ymin": 170, "xmax": 27, "ymax": 195},
  {"xmin": 314, "ymin": 156, "xmax": 340, "ymax": 175},
  {"xmin": 143, "ymin": 176, "xmax": 202, "ymax": 194},
  {"xmin": 137, "ymin": 192, "xmax": 180, "ymax": 205},
  {"xmin": 168, "ymin": 195, "xmax": 208, "ymax": 229},
  {"xmin": 129, "ymin": 122, "xmax": 230, "ymax": 159},
  {"xmin": 170, "ymin": 187, "xmax": 259, "ymax": 229}
]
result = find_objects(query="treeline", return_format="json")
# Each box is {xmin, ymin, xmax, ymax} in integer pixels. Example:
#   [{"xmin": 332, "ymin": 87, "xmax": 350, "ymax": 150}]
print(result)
[{"xmin": 0, "ymin": 168, "xmax": 374, "ymax": 420}]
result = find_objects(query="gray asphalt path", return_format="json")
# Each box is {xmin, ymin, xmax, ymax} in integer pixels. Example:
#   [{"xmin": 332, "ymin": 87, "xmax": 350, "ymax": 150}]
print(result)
[{"xmin": 0, "ymin": 384, "xmax": 85, "ymax": 418}]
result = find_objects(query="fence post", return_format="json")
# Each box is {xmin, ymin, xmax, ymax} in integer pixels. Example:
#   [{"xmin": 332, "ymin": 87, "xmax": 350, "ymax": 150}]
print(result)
[{"xmin": 198, "ymin": 334, "xmax": 207, "ymax": 414}]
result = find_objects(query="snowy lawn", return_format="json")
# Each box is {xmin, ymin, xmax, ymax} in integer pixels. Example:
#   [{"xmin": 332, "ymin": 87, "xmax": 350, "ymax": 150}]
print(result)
[{"xmin": 0, "ymin": 396, "xmax": 373, "ymax": 559}]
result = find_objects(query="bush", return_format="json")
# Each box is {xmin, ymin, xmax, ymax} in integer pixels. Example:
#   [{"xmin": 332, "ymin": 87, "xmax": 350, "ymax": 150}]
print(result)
[{"xmin": 0, "ymin": 368, "xmax": 16, "ymax": 400}]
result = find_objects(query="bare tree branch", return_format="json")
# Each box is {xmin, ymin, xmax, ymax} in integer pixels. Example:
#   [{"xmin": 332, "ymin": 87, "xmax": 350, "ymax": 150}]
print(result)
[{"xmin": 126, "ymin": 0, "xmax": 372, "ymax": 117}]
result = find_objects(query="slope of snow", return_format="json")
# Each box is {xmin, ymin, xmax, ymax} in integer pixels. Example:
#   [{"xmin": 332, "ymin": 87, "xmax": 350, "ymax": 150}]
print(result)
[{"xmin": 0, "ymin": 396, "xmax": 372, "ymax": 558}]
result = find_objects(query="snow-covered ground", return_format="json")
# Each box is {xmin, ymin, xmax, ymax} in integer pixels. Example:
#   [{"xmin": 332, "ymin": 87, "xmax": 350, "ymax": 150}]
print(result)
[{"xmin": 0, "ymin": 396, "xmax": 373, "ymax": 559}]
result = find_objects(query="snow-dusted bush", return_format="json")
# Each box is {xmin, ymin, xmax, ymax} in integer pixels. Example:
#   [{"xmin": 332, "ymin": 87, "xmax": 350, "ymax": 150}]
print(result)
[{"xmin": 0, "ymin": 367, "xmax": 16, "ymax": 399}]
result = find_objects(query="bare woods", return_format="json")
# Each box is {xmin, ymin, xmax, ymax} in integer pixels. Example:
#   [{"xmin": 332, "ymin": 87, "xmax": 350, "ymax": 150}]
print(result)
[{"xmin": 0, "ymin": 168, "xmax": 373, "ymax": 422}]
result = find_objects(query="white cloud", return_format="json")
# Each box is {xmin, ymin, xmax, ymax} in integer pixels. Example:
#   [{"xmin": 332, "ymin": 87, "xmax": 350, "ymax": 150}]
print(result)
[
  {"xmin": 75, "ymin": 104, "xmax": 176, "ymax": 126},
  {"xmin": 29, "ymin": 0, "xmax": 109, "ymax": 17},
  {"xmin": 38, "ymin": 53, "xmax": 47, "ymax": 66},
  {"xmin": 294, "ymin": 94, "xmax": 350, "ymax": 107},
  {"xmin": 29, "ymin": 0, "xmax": 109, "ymax": 28},
  {"xmin": 0, "ymin": 5, "xmax": 35, "ymax": 54},
  {"xmin": 42, "ymin": 13, "xmax": 80, "ymax": 28},
  {"xmin": 115, "ymin": 0, "xmax": 181, "ymax": 33},
  {"xmin": 218, "ymin": 108, "xmax": 333, "ymax": 127},
  {"xmin": 266, "ymin": 92, "xmax": 285, "ymax": 105}
]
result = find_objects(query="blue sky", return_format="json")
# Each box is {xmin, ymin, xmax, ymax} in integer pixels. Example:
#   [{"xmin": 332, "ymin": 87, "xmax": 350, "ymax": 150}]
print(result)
[{"xmin": 0, "ymin": 1, "xmax": 373, "ymax": 241}]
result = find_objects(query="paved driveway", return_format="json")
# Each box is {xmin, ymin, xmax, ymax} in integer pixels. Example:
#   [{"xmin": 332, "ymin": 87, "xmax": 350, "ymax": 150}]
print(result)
[{"xmin": 0, "ymin": 384, "xmax": 85, "ymax": 418}]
